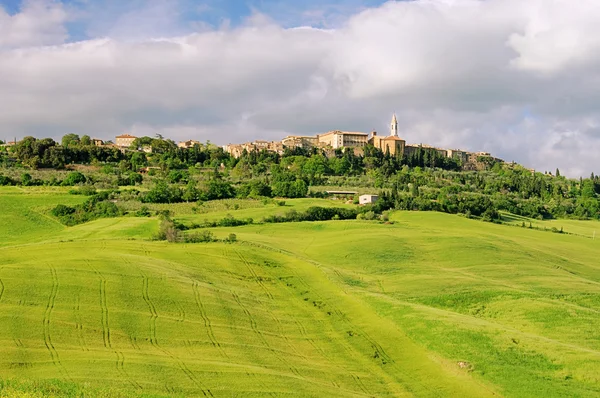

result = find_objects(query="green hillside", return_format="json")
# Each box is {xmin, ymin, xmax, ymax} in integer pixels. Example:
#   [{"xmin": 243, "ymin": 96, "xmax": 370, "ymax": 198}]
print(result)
[{"xmin": 1, "ymin": 188, "xmax": 600, "ymax": 397}]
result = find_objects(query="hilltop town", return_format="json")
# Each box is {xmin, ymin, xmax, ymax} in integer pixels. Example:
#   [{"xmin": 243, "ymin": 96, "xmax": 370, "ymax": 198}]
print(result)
[
  {"xmin": 222, "ymin": 115, "xmax": 503, "ymax": 171},
  {"xmin": 1, "ymin": 114, "xmax": 504, "ymax": 171}
]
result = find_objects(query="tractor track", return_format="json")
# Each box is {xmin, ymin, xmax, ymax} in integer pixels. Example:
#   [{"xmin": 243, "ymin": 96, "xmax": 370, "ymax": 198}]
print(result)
[
  {"xmin": 235, "ymin": 250, "xmax": 273, "ymax": 300},
  {"xmin": 191, "ymin": 279, "xmax": 227, "ymax": 358},
  {"xmin": 235, "ymin": 251, "xmax": 308, "ymax": 361},
  {"xmin": 75, "ymin": 295, "xmax": 89, "ymax": 352},
  {"xmin": 242, "ymin": 243, "xmax": 384, "ymax": 395},
  {"xmin": 351, "ymin": 374, "xmax": 371, "ymax": 395},
  {"xmin": 0, "ymin": 267, "xmax": 4, "ymax": 303},
  {"xmin": 232, "ymin": 291, "xmax": 302, "ymax": 378},
  {"xmin": 141, "ymin": 275, "xmax": 159, "ymax": 349},
  {"xmin": 177, "ymin": 303, "xmax": 186, "ymax": 323},
  {"xmin": 42, "ymin": 266, "xmax": 71, "ymax": 380},
  {"xmin": 142, "ymin": 274, "xmax": 213, "ymax": 397},
  {"xmin": 90, "ymin": 262, "xmax": 140, "ymax": 390}
]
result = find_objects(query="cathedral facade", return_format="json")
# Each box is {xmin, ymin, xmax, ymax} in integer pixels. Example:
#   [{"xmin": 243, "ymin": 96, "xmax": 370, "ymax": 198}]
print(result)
[{"xmin": 369, "ymin": 114, "xmax": 406, "ymax": 156}]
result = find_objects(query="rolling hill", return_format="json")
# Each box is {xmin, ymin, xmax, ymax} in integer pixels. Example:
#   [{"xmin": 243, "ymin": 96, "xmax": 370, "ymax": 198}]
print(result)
[{"xmin": 1, "ymin": 187, "xmax": 600, "ymax": 397}]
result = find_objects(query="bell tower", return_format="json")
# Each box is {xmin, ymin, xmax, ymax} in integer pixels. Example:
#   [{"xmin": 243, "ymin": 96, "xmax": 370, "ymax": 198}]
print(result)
[{"xmin": 390, "ymin": 113, "xmax": 398, "ymax": 137}]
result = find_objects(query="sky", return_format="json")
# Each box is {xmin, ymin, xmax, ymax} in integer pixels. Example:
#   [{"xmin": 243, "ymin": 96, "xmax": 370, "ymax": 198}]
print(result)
[{"xmin": 0, "ymin": 0, "xmax": 599, "ymax": 176}]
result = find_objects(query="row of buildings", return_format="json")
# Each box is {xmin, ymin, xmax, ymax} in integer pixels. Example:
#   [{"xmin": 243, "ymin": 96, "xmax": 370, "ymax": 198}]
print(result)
[
  {"xmin": 4, "ymin": 116, "xmax": 502, "ymax": 171},
  {"xmin": 223, "ymin": 115, "xmax": 502, "ymax": 168}
]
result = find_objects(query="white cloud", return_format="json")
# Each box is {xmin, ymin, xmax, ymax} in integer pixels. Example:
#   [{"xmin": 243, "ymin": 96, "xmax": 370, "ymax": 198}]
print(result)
[
  {"xmin": 0, "ymin": 0, "xmax": 67, "ymax": 48},
  {"xmin": 1, "ymin": 0, "xmax": 600, "ymax": 176},
  {"xmin": 508, "ymin": 0, "xmax": 600, "ymax": 74}
]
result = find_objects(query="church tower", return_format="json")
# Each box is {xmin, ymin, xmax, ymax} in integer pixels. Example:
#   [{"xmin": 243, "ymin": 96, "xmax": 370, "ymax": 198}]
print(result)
[{"xmin": 390, "ymin": 113, "xmax": 398, "ymax": 137}]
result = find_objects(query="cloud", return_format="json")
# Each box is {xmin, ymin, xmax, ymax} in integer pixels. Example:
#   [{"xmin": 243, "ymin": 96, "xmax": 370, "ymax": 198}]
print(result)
[
  {"xmin": 1, "ymin": 0, "xmax": 600, "ymax": 176},
  {"xmin": 508, "ymin": 0, "xmax": 600, "ymax": 74},
  {"xmin": 0, "ymin": 0, "xmax": 68, "ymax": 48}
]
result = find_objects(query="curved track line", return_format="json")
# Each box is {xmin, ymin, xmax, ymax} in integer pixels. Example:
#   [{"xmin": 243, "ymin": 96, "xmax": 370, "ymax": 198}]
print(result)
[
  {"xmin": 90, "ymin": 263, "xmax": 141, "ymax": 390},
  {"xmin": 242, "ymin": 243, "xmax": 383, "ymax": 395},
  {"xmin": 232, "ymin": 291, "xmax": 302, "ymax": 378},
  {"xmin": 235, "ymin": 250, "xmax": 273, "ymax": 300},
  {"xmin": 42, "ymin": 266, "xmax": 71, "ymax": 380},
  {"xmin": 235, "ymin": 251, "xmax": 310, "ymax": 363},
  {"xmin": 75, "ymin": 295, "xmax": 89, "ymax": 352},
  {"xmin": 0, "ymin": 267, "xmax": 4, "ymax": 303},
  {"xmin": 142, "ymin": 274, "xmax": 213, "ymax": 397},
  {"xmin": 191, "ymin": 279, "xmax": 228, "ymax": 358}
]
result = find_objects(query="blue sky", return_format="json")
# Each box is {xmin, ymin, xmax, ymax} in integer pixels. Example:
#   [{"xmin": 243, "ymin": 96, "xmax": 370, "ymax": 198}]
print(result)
[{"xmin": 1, "ymin": 0, "xmax": 389, "ymax": 41}]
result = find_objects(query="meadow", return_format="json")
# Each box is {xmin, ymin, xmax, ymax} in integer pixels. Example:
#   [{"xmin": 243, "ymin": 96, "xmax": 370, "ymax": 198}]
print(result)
[{"xmin": 1, "ymin": 187, "xmax": 600, "ymax": 397}]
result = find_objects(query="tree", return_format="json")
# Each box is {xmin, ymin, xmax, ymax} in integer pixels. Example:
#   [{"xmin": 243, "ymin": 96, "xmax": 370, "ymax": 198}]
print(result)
[
  {"xmin": 142, "ymin": 180, "xmax": 182, "ymax": 203},
  {"xmin": 21, "ymin": 173, "xmax": 33, "ymax": 186},
  {"xmin": 182, "ymin": 181, "xmax": 200, "ymax": 202},
  {"xmin": 555, "ymin": 168, "xmax": 561, "ymax": 178},
  {"xmin": 62, "ymin": 134, "xmax": 80, "ymax": 147},
  {"xmin": 410, "ymin": 183, "xmax": 420, "ymax": 197},
  {"xmin": 205, "ymin": 179, "xmax": 235, "ymax": 200},
  {"xmin": 63, "ymin": 171, "xmax": 86, "ymax": 186},
  {"xmin": 80, "ymin": 135, "xmax": 91, "ymax": 146}
]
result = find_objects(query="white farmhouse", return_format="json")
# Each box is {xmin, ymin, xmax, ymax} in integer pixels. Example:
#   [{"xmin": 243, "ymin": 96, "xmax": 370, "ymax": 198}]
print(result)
[{"xmin": 359, "ymin": 194, "xmax": 379, "ymax": 205}]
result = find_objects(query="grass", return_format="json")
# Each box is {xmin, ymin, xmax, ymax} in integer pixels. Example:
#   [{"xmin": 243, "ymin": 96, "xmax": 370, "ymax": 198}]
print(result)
[
  {"xmin": 1, "ymin": 187, "xmax": 600, "ymax": 396},
  {"xmin": 502, "ymin": 212, "xmax": 600, "ymax": 240}
]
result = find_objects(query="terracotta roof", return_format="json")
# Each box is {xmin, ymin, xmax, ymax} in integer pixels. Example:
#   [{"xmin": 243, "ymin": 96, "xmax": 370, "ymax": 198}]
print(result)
[
  {"xmin": 321, "ymin": 130, "xmax": 368, "ymax": 136},
  {"xmin": 116, "ymin": 134, "xmax": 137, "ymax": 138},
  {"xmin": 382, "ymin": 136, "xmax": 404, "ymax": 141}
]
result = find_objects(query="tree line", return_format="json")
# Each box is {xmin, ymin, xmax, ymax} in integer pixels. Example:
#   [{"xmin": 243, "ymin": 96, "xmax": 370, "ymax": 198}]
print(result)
[{"xmin": 2, "ymin": 134, "xmax": 600, "ymax": 221}]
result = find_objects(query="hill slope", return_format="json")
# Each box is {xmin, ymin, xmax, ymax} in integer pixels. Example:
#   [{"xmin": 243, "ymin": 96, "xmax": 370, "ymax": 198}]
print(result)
[{"xmin": 1, "ymin": 188, "xmax": 600, "ymax": 397}]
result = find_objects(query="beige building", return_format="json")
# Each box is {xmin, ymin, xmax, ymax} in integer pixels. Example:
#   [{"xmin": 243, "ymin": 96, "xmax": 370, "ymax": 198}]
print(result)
[
  {"xmin": 446, "ymin": 149, "xmax": 469, "ymax": 163},
  {"xmin": 223, "ymin": 144, "xmax": 244, "ymax": 158},
  {"xmin": 318, "ymin": 131, "xmax": 368, "ymax": 149},
  {"xmin": 282, "ymin": 135, "xmax": 320, "ymax": 149},
  {"xmin": 92, "ymin": 138, "xmax": 104, "ymax": 146},
  {"xmin": 115, "ymin": 134, "xmax": 137, "ymax": 148},
  {"xmin": 359, "ymin": 194, "xmax": 379, "ymax": 205},
  {"xmin": 224, "ymin": 140, "xmax": 285, "ymax": 158},
  {"xmin": 370, "ymin": 114, "xmax": 406, "ymax": 156},
  {"xmin": 178, "ymin": 140, "xmax": 201, "ymax": 149}
]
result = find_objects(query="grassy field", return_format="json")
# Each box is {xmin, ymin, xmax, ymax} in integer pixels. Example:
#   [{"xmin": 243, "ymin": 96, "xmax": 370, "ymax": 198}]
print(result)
[{"xmin": 1, "ymin": 188, "xmax": 600, "ymax": 397}]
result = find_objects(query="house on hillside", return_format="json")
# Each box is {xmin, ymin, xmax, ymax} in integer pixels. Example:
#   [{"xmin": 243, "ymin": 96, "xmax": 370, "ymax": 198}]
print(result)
[
  {"xmin": 178, "ymin": 140, "xmax": 201, "ymax": 149},
  {"xmin": 115, "ymin": 134, "xmax": 137, "ymax": 148},
  {"xmin": 359, "ymin": 194, "xmax": 379, "ymax": 205}
]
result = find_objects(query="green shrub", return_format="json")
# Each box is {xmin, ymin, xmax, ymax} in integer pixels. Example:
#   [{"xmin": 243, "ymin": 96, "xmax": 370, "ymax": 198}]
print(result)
[
  {"xmin": 68, "ymin": 186, "xmax": 97, "ymax": 196},
  {"xmin": 63, "ymin": 171, "xmax": 86, "ymax": 186},
  {"xmin": 21, "ymin": 173, "xmax": 33, "ymax": 186},
  {"xmin": 185, "ymin": 230, "xmax": 215, "ymax": 243},
  {"xmin": 50, "ymin": 194, "xmax": 123, "ymax": 226},
  {"xmin": 225, "ymin": 233, "xmax": 237, "ymax": 243},
  {"xmin": 135, "ymin": 206, "xmax": 151, "ymax": 217},
  {"xmin": 154, "ymin": 218, "xmax": 180, "ymax": 242},
  {"xmin": 0, "ymin": 175, "xmax": 15, "ymax": 186},
  {"xmin": 51, "ymin": 204, "xmax": 75, "ymax": 217}
]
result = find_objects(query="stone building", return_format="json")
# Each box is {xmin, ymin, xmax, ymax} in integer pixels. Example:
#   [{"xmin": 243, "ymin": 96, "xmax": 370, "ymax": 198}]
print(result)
[
  {"xmin": 369, "ymin": 114, "xmax": 406, "ymax": 156},
  {"xmin": 318, "ymin": 131, "xmax": 369, "ymax": 149},
  {"xmin": 115, "ymin": 134, "xmax": 137, "ymax": 148},
  {"xmin": 446, "ymin": 149, "xmax": 469, "ymax": 164},
  {"xmin": 282, "ymin": 135, "xmax": 320, "ymax": 149},
  {"xmin": 224, "ymin": 140, "xmax": 284, "ymax": 158},
  {"xmin": 178, "ymin": 140, "xmax": 201, "ymax": 149},
  {"xmin": 223, "ymin": 144, "xmax": 244, "ymax": 158}
]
